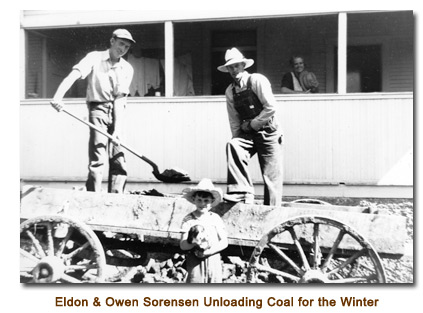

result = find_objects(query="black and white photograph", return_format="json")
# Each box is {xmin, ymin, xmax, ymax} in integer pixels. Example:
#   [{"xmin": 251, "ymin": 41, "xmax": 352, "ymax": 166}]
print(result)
[{"xmin": 7, "ymin": 3, "xmax": 420, "ymax": 313}]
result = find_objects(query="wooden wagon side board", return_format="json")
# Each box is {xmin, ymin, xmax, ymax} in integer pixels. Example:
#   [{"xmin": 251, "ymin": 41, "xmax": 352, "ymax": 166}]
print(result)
[{"xmin": 20, "ymin": 186, "xmax": 406, "ymax": 257}]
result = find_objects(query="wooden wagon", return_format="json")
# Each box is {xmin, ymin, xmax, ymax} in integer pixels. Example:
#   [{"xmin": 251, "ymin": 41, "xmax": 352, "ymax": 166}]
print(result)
[{"xmin": 20, "ymin": 185, "xmax": 407, "ymax": 283}]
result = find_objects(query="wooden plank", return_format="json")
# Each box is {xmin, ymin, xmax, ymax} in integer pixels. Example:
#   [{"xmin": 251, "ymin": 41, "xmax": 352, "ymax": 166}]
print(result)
[{"xmin": 20, "ymin": 186, "xmax": 406, "ymax": 256}]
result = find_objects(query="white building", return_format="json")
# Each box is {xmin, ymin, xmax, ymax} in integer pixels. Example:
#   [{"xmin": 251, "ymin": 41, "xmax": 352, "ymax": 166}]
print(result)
[{"xmin": 20, "ymin": 10, "xmax": 413, "ymax": 199}]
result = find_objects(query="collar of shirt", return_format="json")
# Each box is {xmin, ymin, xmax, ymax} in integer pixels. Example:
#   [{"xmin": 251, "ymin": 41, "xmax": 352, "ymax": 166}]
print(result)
[
  {"xmin": 233, "ymin": 71, "xmax": 250, "ymax": 89},
  {"xmin": 102, "ymin": 50, "xmax": 123, "ymax": 69}
]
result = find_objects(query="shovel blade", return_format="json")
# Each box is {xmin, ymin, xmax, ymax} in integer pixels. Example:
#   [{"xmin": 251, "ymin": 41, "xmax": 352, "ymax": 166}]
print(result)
[{"xmin": 154, "ymin": 168, "xmax": 191, "ymax": 183}]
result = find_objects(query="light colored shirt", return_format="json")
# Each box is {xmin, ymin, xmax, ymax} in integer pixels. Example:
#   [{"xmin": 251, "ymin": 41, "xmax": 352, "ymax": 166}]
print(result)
[
  {"xmin": 181, "ymin": 211, "xmax": 226, "ymax": 248},
  {"xmin": 225, "ymin": 71, "xmax": 278, "ymax": 137},
  {"xmin": 73, "ymin": 50, "xmax": 134, "ymax": 103}
]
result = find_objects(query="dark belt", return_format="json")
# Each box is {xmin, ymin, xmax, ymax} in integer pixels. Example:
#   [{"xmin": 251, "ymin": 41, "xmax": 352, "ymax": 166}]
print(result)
[
  {"xmin": 88, "ymin": 101, "xmax": 113, "ymax": 107},
  {"xmin": 88, "ymin": 101, "xmax": 114, "ymax": 115}
]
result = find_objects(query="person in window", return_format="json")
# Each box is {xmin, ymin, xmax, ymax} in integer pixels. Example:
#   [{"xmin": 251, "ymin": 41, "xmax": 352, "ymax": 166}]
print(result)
[
  {"xmin": 218, "ymin": 48, "xmax": 283, "ymax": 206},
  {"xmin": 281, "ymin": 56, "xmax": 319, "ymax": 94},
  {"xmin": 50, "ymin": 29, "xmax": 135, "ymax": 193}
]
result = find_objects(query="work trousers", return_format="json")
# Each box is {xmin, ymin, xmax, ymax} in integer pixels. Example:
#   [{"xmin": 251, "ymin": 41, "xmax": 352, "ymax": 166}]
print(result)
[
  {"xmin": 226, "ymin": 129, "xmax": 283, "ymax": 206},
  {"xmin": 85, "ymin": 103, "xmax": 127, "ymax": 193}
]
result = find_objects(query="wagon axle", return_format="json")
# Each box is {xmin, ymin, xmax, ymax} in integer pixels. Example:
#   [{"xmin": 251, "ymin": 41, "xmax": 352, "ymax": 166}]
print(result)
[
  {"xmin": 298, "ymin": 269, "xmax": 330, "ymax": 283},
  {"xmin": 32, "ymin": 256, "xmax": 66, "ymax": 283}
]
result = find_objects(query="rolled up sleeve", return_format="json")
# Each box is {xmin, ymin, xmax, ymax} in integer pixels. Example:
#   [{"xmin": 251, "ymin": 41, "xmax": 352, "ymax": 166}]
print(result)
[
  {"xmin": 250, "ymin": 74, "xmax": 277, "ymax": 131},
  {"xmin": 72, "ymin": 52, "xmax": 97, "ymax": 79},
  {"xmin": 225, "ymin": 86, "xmax": 242, "ymax": 137}
]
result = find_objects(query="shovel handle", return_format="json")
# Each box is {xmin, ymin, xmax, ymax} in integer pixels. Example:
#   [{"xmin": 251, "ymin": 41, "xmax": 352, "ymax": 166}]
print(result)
[{"xmin": 61, "ymin": 109, "xmax": 159, "ymax": 172}]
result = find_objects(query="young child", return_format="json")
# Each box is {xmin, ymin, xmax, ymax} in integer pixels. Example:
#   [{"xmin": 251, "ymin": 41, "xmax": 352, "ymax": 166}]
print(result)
[{"xmin": 180, "ymin": 178, "xmax": 228, "ymax": 283}]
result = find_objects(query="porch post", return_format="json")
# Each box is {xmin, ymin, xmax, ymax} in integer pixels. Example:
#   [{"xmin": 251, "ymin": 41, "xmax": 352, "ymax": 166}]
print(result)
[
  {"xmin": 337, "ymin": 12, "xmax": 347, "ymax": 94},
  {"xmin": 164, "ymin": 21, "xmax": 174, "ymax": 97},
  {"xmin": 20, "ymin": 23, "xmax": 26, "ymax": 99},
  {"xmin": 41, "ymin": 37, "xmax": 48, "ymax": 98}
]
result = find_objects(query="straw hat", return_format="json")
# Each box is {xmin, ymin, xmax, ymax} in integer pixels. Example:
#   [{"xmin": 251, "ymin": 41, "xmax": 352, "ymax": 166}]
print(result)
[
  {"xmin": 299, "ymin": 71, "xmax": 319, "ymax": 90},
  {"xmin": 182, "ymin": 178, "xmax": 223, "ymax": 207},
  {"xmin": 217, "ymin": 48, "xmax": 254, "ymax": 73}
]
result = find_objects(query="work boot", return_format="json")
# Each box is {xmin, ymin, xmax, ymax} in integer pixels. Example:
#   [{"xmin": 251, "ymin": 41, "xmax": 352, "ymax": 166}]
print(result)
[{"xmin": 108, "ymin": 174, "xmax": 127, "ymax": 193}]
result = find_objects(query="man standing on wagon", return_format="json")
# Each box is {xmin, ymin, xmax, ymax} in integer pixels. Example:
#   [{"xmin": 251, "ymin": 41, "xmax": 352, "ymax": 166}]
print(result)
[
  {"xmin": 218, "ymin": 48, "xmax": 283, "ymax": 206},
  {"xmin": 50, "ymin": 29, "xmax": 135, "ymax": 194}
]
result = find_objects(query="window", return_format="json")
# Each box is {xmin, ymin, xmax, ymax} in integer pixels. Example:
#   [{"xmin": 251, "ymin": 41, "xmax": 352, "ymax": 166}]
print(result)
[
  {"xmin": 211, "ymin": 30, "xmax": 257, "ymax": 95},
  {"xmin": 334, "ymin": 45, "xmax": 382, "ymax": 93},
  {"xmin": 23, "ymin": 11, "xmax": 413, "ymax": 99},
  {"xmin": 24, "ymin": 24, "xmax": 165, "ymax": 99}
]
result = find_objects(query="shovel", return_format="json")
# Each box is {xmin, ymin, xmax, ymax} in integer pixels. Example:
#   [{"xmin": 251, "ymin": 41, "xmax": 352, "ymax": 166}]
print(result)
[{"xmin": 61, "ymin": 108, "xmax": 191, "ymax": 183}]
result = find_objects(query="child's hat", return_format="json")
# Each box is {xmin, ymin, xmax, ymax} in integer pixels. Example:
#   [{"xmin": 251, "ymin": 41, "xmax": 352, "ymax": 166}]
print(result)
[{"xmin": 182, "ymin": 178, "xmax": 223, "ymax": 207}]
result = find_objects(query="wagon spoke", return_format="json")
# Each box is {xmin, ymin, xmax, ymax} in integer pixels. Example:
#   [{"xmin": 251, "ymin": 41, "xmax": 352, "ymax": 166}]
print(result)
[
  {"xmin": 327, "ymin": 249, "xmax": 367, "ymax": 276},
  {"xmin": 20, "ymin": 248, "xmax": 40, "ymax": 274},
  {"xmin": 63, "ymin": 242, "xmax": 90, "ymax": 261},
  {"xmin": 66, "ymin": 263, "xmax": 100, "ymax": 271},
  {"xmin": 288, "ymin": 228, "xmax": 311, "ymax": 271},
  {"xmin": 20, "ymin": 248, "xmax": 40, "ymax": 263},
  {"xmin": 312, "ymin": 223, "xmax": 321, "ymax": 269},
  {"xmin": 254, "ymin": 263, "xmax": 300, "ymax": 282},
  {"xmin": 20, "ymin": 265, "xmax": 37, "ymax": 272},
  {"xmin": 62, "ymin": 263, "xmax": 100, "ymax": 283},
  {"xmin": 321, "ymin": 229, "xmax": 346, "ymax": 272},
  {"xmin": 59, "ymin": 255, "xmax": 101, "ymax": 283},
  {"xmin": 268, "ymin": 243, "xmax": 304, "ymax": 275},
  {"xmin": 46, "ymin": 222, "xmax": 54, "ymax": 256},
  {"xmin": 56, "ymin": 228, "xmax": 75, "ymax": 257},
  {"xmin": 24, "ymin": 230, "xmax": 46, "ymax": 258}
]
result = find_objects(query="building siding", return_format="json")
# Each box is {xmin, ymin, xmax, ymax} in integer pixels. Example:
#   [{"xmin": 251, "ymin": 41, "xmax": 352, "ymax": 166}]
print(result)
[{"xmin": 20, "ymin": 94, "xmax": 413, "ymax": 190}]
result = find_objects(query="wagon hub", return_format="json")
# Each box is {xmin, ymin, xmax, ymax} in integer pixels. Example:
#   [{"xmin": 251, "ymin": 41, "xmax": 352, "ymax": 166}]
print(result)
[
  {"xmin": 299, "ymin": 269, "xmax": 329, "ymax": 283},
  {"xmin": 32, "ymin": 256, "xmax": 65, "ymax": 283}
]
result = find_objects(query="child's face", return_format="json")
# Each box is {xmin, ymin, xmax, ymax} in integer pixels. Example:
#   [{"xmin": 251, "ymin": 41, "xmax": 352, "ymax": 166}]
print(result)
[{"xmin": 193, "ymin": 194, "xmax": 214, "ymax": 211}]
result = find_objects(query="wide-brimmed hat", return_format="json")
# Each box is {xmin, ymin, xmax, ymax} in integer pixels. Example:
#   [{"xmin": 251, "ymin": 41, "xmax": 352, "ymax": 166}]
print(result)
[
  {"xmin": 299, "ymin": 71, "xmax": 319, "ymax": 90},
  {"xmin": 217, "ymin": 48, "xmax": 254, "ymax": 73},
  {"xmin": 182, "ymin": 178, "xmax": 223, "ymax": 207},
  {"xmin": 112, "ymin": 29, "xmax": 136, "ymax": 44}
]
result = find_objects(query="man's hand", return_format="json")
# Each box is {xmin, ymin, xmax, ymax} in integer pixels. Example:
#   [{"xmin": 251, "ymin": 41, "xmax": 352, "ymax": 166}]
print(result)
[
  {"xmin": 50, "ymin": 100, "xmax": 65, "ymax": 112},
  {"xmin": 194, "ymin": 249, "xmax": 205, "ymax": 258},
  {"xmin": 241, "ymin": 119, "xmax": 254, "ymax": 134},
  {"xmin": 110, "ymin": 134, "xmax": 121, "ymax": 146}
]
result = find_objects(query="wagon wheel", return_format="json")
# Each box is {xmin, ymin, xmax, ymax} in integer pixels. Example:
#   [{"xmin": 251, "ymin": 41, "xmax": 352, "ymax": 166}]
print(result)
[
  {"xmin": 20, "ymin": 215, "xmax": 106, "ymax": 283},
  {"xmin": 248, "ymin": 215, "xmax": 386, "ymax": 283}
]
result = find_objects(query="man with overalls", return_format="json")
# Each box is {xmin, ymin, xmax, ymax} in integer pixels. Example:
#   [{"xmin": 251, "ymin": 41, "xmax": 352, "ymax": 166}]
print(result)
[
  {"xmin": 218, "ymin": 48, "xmax": 283, "ymax": 206},
  {"xmin": 50, "ymin": 29, "xmax": 135, "ymax": 193}
]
